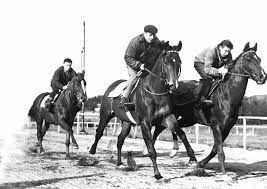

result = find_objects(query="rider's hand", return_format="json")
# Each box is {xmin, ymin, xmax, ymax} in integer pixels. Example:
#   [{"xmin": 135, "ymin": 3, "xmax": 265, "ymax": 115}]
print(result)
[
  {"xmin": 218, "ymin": 67, "xmax": 228, "ymax": 75},
  {"xmin": 63, "ymin": 85, "xmax": 68, "ymax": 90},
  {"xmin": 140, "ymin": 64, "xmax": 145, "ymax": 70}
]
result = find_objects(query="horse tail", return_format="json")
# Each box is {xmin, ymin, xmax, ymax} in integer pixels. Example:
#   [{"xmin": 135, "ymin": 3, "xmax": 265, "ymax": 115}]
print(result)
[{"xmin": 28, "ymin": 92, "xmax": 50, "ymax": 121}]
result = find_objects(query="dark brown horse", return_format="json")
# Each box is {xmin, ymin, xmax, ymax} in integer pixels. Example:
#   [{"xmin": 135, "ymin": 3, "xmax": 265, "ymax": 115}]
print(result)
[
  {"xmin": 152, "ymin": 42, "xmax": 267, "ymax": 175},
  {"xmin": 89, "ymin": 42, "xmax": 183, "ymax": 180},
  {"xmin": 28, "ymin": 72, "xmax": 87, "ymax": 158}
]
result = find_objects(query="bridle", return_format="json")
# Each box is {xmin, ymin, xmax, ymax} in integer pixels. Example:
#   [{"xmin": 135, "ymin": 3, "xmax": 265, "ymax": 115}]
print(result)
[
  {"xmin": 227, "ymin": 50, "xmax": 258, "ymax": 78},
  {"xmin": 143, "ymin": 50, "xmax": 181, "ymax": 95}
]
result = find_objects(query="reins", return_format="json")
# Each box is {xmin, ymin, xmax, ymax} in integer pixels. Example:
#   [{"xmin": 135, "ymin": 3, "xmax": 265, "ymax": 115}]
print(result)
[
  {"xmin": 227, "ymin": 50, "xmax": 257, "ymax": 78},
  {"xmin": 142, "ymin": 50, "xmax": 181, "ymax": 96}
]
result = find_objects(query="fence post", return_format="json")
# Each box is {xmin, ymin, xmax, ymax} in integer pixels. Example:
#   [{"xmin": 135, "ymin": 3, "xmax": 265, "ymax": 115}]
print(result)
[
  {"xmin": 57, "ymin": 125, "xmax": 60, "ymax": 133},
  {"xmin": 195, "ymin": 124, "xmax": 199, "ymax": 144},
  {"xmin": 243, "ymin": 118, "xmax": 247, "ymax": 150},
  {"xmin": 112, "ymin": 117, "xmax": 118, "ymax": 136},
  {"xmin": 77, "ymin": 112, "xmax": 80, "ymax": 135}
]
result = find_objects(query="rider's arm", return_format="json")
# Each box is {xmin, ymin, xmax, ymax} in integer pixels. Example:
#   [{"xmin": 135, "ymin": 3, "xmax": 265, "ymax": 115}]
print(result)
[
  {"xmin": 204, "ymin": 50, "xmax": 220, "ymax": 77},
  {"xmin": 124, "ymin": 37, "xmax": 142, "ymax": 70},
  {"xmin": 51, "ymin": 68, "xmax": 64, "ymax": 90}
]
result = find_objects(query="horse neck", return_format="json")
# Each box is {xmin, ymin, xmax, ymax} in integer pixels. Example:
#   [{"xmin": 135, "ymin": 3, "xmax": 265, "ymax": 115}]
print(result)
[
  {"xmin": 63, "ymin": 87, "xmax": 78, "ymax": 107},
  {"xmin": 219, "ymin": 59, "xmax": 249, "ymax": 105},
  {"xmin": 144, "ymin": 57, "xmax": 168, "ymax": 92}
]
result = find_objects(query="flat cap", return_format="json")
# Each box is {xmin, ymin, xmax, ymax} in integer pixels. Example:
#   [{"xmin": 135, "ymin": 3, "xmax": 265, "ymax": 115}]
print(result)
[
  {"xmin": 144, "ymin": 25, "xmax": 158, "ymax": 34},
  {"xmin": 64, "ymin": 58, "xmax": 72, "ymax": 63}
]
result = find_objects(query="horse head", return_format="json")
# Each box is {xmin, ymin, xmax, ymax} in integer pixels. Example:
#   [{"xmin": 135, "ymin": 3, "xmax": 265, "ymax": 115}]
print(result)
[
  {"xmin": 231, "ymin": 42, "xmax": 266, "ymax": 84},
  {"xmin": 158, "ymin": 41, "xmax": 182, "ymax": 92},
  {"xmin": 68, "ymin": 71, "xmax": 87, "ymax": 103}
]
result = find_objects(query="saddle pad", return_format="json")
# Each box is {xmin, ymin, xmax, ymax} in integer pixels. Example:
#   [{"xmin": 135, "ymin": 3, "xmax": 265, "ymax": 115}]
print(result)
[
  {"xmin": 40, "ymin": 95, "xmax": 50, "ymax": 108},
  {"xmin": 108, "ymin": 81, "xmax": 127, "ymax": 98}
]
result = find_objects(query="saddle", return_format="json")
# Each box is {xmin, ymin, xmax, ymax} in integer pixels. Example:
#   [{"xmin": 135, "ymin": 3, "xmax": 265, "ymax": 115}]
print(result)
[
  {"xmin": 173, "ymin": 79, "xmax": 221, "ymax": 125},
  {"xmin": 44, "ymin": 92, "xmax": 61, "ymax": 112}
]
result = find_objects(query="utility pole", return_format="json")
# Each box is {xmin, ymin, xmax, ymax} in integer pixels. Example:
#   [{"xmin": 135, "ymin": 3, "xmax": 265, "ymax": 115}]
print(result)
[{"xmin": 79, "ymin": 20, "xmax": 88, "ymax": 135}]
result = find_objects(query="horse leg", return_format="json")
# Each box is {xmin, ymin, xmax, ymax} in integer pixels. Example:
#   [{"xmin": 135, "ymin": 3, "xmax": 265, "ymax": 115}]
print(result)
[
  {"xmin": 141, "ymin": 121, "xmax": 162, "ymax": 180},
  {"xmin": 90, "ymin": 112, "xmax": 114, "ymax": 154},
  {"xmin": 57, "ymin": 119, "xmax": 73, "ymax": 158},
  {"xmin": 70, "ymin": 129, "xmax": 79, "ymax": 149},
  {"xmin": 39, "ymin": 121, "xmax": 50, "ymax": 154},
  {"xmin": 117, "ymin": 122, "xmax": 131, "ymax": 166},
  {"xmin": 36, "ymin": 119, "xmax": 44, "ymax": 152},
  {"xmin": 65, "ymin": 131, "xmax": 71, "ymax": 159},
  {"xmin": 198, "ymin": 125, "xmax": 231, "ymax": 174},
  {"xmin": 175, "ymin": 127, "xmax": 197, "ymax": 163},
  {"xmin": 162, "ymin": 114, "xmax": 196, "ymax": 162},
  {"xmin": 152, "ymin": 125, "xmax": 165, "ymax": 145},
  {"xmin": 169, "ymin": 132, "xmax": 179, "ymax": 158}
]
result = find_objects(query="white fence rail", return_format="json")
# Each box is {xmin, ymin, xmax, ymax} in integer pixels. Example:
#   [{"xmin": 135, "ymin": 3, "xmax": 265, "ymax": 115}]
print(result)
[{"xmin": 27, "ymin": 113, "xmax": 267, "ymax": 150}]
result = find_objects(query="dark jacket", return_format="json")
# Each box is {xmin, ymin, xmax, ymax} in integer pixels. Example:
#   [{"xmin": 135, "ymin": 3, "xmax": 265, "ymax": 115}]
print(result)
[
  {"xmin": 194, "ymin": 46, "xmax": 232, "ymax": 77},
  {"xmin": 51, "ymin": 66, "xmax": 77, "ymax": 90},
  {"xmin": 124, "ymin": 34, "xmax": 166, "ymax": 71}
]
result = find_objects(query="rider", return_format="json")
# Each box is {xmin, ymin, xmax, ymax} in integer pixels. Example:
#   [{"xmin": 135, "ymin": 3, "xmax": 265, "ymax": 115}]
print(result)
[
  {"xmin": 119, "ymin": 24, "xmax": 167, "ymax": 108},
  {"xmin": 194, "ymin": 39, "xmax": 233, "ymax": 106},
  {"xmin": 45, "ymin": 58, "xmax": 77, "ymax": 109}
]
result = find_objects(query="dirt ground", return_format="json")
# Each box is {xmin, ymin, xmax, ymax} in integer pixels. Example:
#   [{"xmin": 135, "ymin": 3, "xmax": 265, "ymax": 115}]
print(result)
[{"xmin": 0, "ymin": 128, "xmax": 266, "ymax": 189}]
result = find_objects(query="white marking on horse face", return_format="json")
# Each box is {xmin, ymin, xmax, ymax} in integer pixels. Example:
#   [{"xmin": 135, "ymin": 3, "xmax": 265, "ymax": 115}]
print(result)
[
  {"xmin": 172, "ymin": 58, "xmax": 176, "ymax": 63},
  {"xmin": 81, "ymin": 80, "xmax": 86, "ymax": 94}
]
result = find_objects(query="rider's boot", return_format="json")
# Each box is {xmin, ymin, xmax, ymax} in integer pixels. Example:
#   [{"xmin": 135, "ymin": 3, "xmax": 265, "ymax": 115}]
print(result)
[{"xmin": 199, "ymin": 80, "xmax": 214, "ymax": 108}]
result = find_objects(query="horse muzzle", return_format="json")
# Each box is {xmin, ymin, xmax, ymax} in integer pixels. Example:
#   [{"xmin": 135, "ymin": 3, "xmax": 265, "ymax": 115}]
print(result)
[{"xmin": 256, "ymin": 69, "xmax": 267, "ymax": 84}]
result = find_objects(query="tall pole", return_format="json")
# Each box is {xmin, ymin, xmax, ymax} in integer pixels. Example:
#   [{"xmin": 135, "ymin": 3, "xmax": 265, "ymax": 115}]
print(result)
[{"xmin": 79, "ymin": 20, "xmax": 87, "ymax": 134}]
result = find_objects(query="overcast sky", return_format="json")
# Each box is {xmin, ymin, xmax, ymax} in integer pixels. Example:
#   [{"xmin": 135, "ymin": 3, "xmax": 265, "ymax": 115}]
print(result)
[{"xmin": 1, "ymin": 0, "xmax": 267, "ymax": 126}]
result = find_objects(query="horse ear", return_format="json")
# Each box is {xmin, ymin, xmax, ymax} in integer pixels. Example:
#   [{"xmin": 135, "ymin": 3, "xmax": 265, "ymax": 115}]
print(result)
[
  {"xmin": 176, "ymin": 41, "xmax": 182, "ymax": 51},
  {"xmin": 252, "ymin": 42, "xmax": 257, "ymax": 52},
  {"xmin": 243, "ymin": 42, "xmax": 250, "ymax": 52}
]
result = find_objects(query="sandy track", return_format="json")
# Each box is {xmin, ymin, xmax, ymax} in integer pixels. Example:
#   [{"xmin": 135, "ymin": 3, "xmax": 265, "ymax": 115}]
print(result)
[{"xmin": 0, "ymin": 128, "xmax": 266, "ymax": 189}]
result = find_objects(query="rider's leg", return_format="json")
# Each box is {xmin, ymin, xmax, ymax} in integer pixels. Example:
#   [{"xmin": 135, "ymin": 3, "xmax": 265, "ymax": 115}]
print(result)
[
  {"xmin": 194, "ymin": 62, "xmax": 213, "ymax": 106},
  {"xmin": 45, "ymin": 87, "xmax": 59, "ymax": 109},
  {"xmin": 120, "ymin": 66, "xmax": 138, "ymax": 108}
]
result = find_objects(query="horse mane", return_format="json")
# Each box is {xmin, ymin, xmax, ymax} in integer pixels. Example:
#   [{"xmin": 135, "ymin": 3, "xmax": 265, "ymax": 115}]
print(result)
[{"xmin": 228, "ymin": 47, "xmax": 255, "ymax": 72}]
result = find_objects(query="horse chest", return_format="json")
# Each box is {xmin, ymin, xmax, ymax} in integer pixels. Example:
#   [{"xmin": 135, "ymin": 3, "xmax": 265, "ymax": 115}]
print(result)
[{"xmin": 154, "ymin": 103, "xmax": 171, "ymax": 118}]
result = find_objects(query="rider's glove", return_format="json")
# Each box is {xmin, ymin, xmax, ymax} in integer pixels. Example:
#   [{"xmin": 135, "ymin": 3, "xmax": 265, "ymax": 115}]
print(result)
[
  {"xmin": 218, "ymin": 67, "xmax": 228, "ymax": 75},
  {"xmin": 140, "ymin": 64, "xmax": 145, "ymax": 70}
]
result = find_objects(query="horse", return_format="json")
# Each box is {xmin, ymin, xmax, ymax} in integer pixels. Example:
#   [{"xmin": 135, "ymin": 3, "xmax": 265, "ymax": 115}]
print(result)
[
  {"xmin": 152, "ymin": 42, "xmax": 267, "ymax": 175},
  {"xmin": 28, "ymin": 72, "xmax": 87, "ymax": 158},
  {"xmin": 89, "ymin": 42, "xmax": 183, "ymax": 180}
]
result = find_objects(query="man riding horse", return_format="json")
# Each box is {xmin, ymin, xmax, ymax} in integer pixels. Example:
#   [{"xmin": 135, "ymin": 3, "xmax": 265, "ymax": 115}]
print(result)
[
  {"xmin": 45, "ymin": 58, "xmax": 77, "ymax": 110},
  {"xmin": 194, "ymin": 40, "xmax": 233, "ymax": 106},
  {"xmin": 120, "ymin": 25, "xmax": 169, "ymax": 108}
]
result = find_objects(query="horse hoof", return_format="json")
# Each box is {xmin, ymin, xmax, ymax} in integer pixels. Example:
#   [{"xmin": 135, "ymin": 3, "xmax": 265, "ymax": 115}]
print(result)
[
  {"xmin": 40, "ymin": 151, "xmax": 45, "ymax": 155},
  {"xmin": 116, "ymin": 164, "xmax": 127, "ymax": 170},
  {"xmin": 65, "ymin": 155, "xmax": 71, "ymax": 160},
  {"xmin": 156, "ymin": 178, "xmax": 170, "ymax": 184},
  {"xmin": 155, "ymin": 174, "xmax": 163, "ymax": 180},
  {"xmin": 89, "ymin": 148, "xmax": 96, "ymax": 155},
  {"xmin": 169, "ymin": 149, "xmax": 178, "ymax": 158},
  {"xmin": 197, "ymin": 161, "xmax": 205, "ymax": 168}
]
